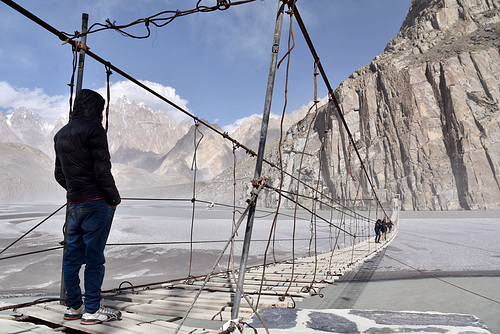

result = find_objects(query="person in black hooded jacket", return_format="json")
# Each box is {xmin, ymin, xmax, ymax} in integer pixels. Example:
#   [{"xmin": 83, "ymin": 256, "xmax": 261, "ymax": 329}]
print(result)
[{"xmin": 54, "ymin": 89, "xmax": 121, "ymax": 325}]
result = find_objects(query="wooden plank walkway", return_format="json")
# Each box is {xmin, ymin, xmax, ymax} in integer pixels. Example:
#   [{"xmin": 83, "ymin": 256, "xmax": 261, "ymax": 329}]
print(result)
[{"xmin": 0, "ymin": 228, "xmax": 397, "ymax": 333}]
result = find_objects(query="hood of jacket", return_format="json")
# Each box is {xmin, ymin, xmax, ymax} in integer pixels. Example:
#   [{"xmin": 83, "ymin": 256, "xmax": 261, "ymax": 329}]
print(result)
[{"xmin": 71, "ymin": 89, "xmax": 105, "ymax": 124}]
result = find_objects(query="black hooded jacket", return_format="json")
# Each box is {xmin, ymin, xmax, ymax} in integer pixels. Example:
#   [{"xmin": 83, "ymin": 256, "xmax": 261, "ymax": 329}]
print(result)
[{"xmin": 54, "ymin": 89, "xmax": 121, "ymax": 206}]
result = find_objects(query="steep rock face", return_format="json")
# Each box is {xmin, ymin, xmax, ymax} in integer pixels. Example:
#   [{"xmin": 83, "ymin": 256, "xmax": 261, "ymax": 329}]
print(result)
[
  {"xmin": 309, "ymin": 0, "xmax": 500, "ymax": 210},
  {"xmin": 108, "ymin": 96, "xmax": 187, "ymax": 155},
  {"xmin": 331, "ymin": 0, "xmax": 500, "ymax": 210},
  {"xmin": 155, "ymin": 122, "xmax": 234, "ymax": 182},
  {"xmin": 199, "ymin": 0, "xmax": 500, "ymax": 211},
  {"xmin": 196, "ymin": 106, "xmax": 327, "ymax": 207},
  {"xmin": 0, "ymin": 112, "xmax": 23, "ymax": 144},
  {"xmin": 230, "ymin": 98, "xmax": 326, "ymax": 157}
]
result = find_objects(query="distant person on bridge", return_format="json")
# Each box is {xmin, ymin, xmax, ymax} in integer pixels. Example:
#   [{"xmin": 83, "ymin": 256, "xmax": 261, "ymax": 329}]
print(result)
[
  {"xmin": 381, "ymin": 218, "xmax": 388, "ymax": 240},
  {"xmin": 54, "ymin": 89, "xmax": 122, "ymax": 325},
  {"xmin": 374, "ymin": 219, "xmax": 382, "ymax": 243}
]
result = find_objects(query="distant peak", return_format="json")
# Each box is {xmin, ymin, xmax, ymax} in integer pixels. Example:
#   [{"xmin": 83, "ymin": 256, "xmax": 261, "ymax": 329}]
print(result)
[{"xmin": 116, "ymin": 95, "xmax": 132, "ymax": 105}]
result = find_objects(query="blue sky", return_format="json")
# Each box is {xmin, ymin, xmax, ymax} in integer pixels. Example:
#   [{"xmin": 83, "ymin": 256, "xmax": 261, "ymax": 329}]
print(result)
[{"xmin": 0, "ymin": 0, "xmax": 411, "ymax": 132}]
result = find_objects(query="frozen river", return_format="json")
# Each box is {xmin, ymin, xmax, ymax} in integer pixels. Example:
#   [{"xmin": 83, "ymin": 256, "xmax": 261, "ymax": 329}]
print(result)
[
  {"xmin": 1, "ymin": 202, "xmax": 499, "ymax": 332},
  {"xmin": 0, "ymin": 200, "xmax": 363, "ymax": 295}
]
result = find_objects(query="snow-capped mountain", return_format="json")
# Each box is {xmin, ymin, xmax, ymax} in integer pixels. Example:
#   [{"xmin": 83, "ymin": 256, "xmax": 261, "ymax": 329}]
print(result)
[{"xmin": 0, "ymin": 96, "xmax": 309, "ymax": 202}]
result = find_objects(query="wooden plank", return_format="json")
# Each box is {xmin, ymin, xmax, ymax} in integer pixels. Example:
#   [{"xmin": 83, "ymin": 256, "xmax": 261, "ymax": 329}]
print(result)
[
  {"xmin": 0, "ymin": 316, "xmax": 59, "ymax": 334},
  {"xmin": 109, "ymin": 288, "xmax": 302, "ymax": 306},
  {"xmin": 105, "ymin": 289, "xmax": 300, "ymax": 310},
  {"xmin": 208, "ymin": 276, "xmax": 330, "ymax": 288},
  {"xmin": 106, "ymin": 294, "xmax": 232, "ymax": 312},
  {"xmin": 102, "ymin": 299, "xmax": 257, "ymax": 323},
  {"xmin": 168, "ymin": 282, "xmax": 319, "ymax": 297},
  {"xmin": 35, "ymin": 303, "xmax": 217, "ymax": 333}
]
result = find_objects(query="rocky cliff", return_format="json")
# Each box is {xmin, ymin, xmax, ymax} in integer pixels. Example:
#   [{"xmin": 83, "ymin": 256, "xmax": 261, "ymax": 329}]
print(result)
[
  {"xmin": 199, "ymin": 0, "xmax": 500, "ymax": 211},
  {"xmin": 334, "ymin": 0, "xmax": 500, "ymax": 210}
]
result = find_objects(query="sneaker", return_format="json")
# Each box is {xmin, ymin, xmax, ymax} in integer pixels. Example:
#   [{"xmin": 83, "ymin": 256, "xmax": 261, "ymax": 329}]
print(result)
[
  {"xmin": 64, "ymin": 303, "xmax": 84, "ymax": 320},
  {"xmin": 80, "ymin": 306, "xmax": 122, "ymax": 325}
]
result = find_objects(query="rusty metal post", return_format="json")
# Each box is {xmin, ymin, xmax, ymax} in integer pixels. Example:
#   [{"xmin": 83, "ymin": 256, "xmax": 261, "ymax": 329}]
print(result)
[
  {"xmin": 60, "ymin": 12, "xmax": 88, "ymax": 305},
  {"xmin": 231, "ymin": 0, "xmax": 286, "ymax": 320},
  {"xmin": 76, "ymin": 13, "xmax": 88, "ymax": 92}
]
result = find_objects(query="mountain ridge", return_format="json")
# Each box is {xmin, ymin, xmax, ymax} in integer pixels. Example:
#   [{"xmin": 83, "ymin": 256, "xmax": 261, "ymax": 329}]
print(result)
[{"xmin": 0, "ymin": 96, "xmax": 313, "ymax": 202}]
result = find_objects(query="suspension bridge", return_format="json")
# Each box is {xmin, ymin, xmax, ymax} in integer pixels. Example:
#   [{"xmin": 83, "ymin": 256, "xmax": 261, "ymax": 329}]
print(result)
[{"xmin": 2, "ymin": 0, "xmax": 491, "ymax": 333}]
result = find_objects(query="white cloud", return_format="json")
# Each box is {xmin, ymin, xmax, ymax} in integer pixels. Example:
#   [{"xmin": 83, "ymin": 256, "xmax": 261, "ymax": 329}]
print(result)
[
  {"xmin": 222, "ymin": 112, "xmax": 282, "ymax": 134},
  {"xmin": 0, "ymin": 80, "xmax": 190, "ymax": 124},
  {"xmin": 190, "ymin": 1, "xmax": 274, "ymax": 62},
  {"xmin": 0, "ymin": 81, "xmax": 68, "ymax": 123},
  {"xmin": 222, "ymin": 121, "xmax": 242, "ymax": 135},
  {"xmin": 96, "ymin": 80, "xmax": 191, "ymax": 123}
]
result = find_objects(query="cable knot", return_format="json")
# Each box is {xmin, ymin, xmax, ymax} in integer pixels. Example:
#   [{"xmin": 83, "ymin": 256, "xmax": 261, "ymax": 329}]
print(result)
[
  {"xmin": 251, "ymin": 176, "xmax": 269, "ymax": 187},
  {"xmin": 118, "ymin": 281, "xmax": 136, "ymax": 294},
  {"xmin": 105, "ymin": 63, "xmax": 113, "ymax": 75},
  {"xmin": 300, "ymin": 286, "xmax": 311, "ymax": 293},
  {"xmin": 74, "ymin": 40, "xmax": 89, "ymax": 52},
  {"xmin": 184, "ymin": 276, "xmax": 197, "ymax": 285},
  {"xmin": 217, "ymin": 0, "xmax": 231, "ymax": 10}
]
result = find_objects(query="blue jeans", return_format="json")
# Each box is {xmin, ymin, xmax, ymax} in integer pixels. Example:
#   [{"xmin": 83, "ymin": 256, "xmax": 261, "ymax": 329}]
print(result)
[
  {"xmin": 375, "ymin": 230, "xmax": 381, "ymax": 243},
  {"xmin": 64, "ymin": 200, "xmax": 115, "ymax": 313}
]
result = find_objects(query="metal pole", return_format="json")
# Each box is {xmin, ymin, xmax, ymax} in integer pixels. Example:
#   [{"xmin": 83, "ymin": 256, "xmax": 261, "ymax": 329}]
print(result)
[
  {"xmin": 231, "ymin": 0, "xmax": 286, "ymax": 319},
  {"xmin": 60, "ymin": 12, "xmax": 87, "ymax": 305},
  {"xmin": 75, "ymin": 13, "xmax": 88, "ymax": 92}
]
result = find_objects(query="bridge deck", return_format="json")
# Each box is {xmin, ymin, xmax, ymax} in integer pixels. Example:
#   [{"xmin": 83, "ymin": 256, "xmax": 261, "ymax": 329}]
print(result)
[{"xmin": 0, "ymin": 233, "xmax": 395, "ymax": 333}]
